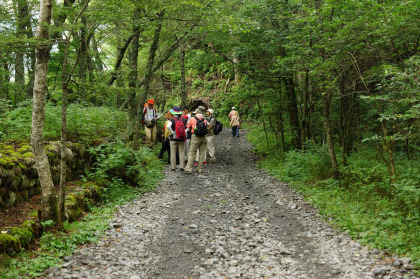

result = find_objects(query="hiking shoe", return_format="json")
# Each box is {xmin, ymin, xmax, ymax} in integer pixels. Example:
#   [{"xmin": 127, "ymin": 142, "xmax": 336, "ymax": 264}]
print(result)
[
  {"xmin": 171, "ymin": 169, "xmax": 176, "ymax": 171},
  {"xmin": 203, "ymin": 161, "xmax": 207, "ymax": 165},
  {"xmin": 184, "ymin": 170, "xmax": 192, "ymax": 174},
  {"xmin": 180, "ymin": 168, "xmax": 184, "ymax": 171},
  {"xmin": 194, "ymin": 162, "xmax": 198, "ymax": 166}
]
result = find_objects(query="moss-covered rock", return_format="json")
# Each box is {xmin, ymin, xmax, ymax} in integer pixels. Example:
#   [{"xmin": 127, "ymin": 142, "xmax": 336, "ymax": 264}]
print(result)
[
  {"xmin": 0, "ymin": 233, "xmax": 19, "ymax": 255},
  {"xmin": 0, "ymin": 140, "xmax": 92, "ymax": 210},
  {"xmin": 10, "ymin": 227, "xmax": 32, "ymax": 248}
]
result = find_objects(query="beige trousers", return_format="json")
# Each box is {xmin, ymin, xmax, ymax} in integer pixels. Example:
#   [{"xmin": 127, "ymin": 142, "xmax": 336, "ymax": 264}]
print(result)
[
  {"xmin": 206, "ymin": 135, "xmax": 215, "ymax": 161},
  {"xmin": 144, "ymin": 125, "xmax": 156, "ymax": 148},
  {"xmin": 185, "ymin": 134, "xmax": 207, "ymax": 172},
  {"xmin": 170, "ymin": 140, "xmax": 185, "ymax": 170},
  {"xmin": 184, "ymin": 139, "xmax": 190, "ymax": 161}
]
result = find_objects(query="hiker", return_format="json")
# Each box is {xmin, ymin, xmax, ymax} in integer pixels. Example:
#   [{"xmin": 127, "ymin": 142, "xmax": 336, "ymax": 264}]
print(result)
[
  {"xmin": 182, "ymin": 107, "xmax": 192, "ymax": 162},
  {"xmin": 206, "ymin": 108, "xmax": 216, "ymax": 162},
  {"xmin": 142, "ymin": 99, "xmax": 159, "ymax": 149},
  {"xmin": 158, "ymin": 111, "xmax": 171, "ymax": 164},
  {"xmin": 184, "ymin": 106, "xmax": 208, "ymax": 174},
  {"xmin": 228, "ymin": 107, "xmax": 237, "ymax": 119},
  {"xmin": 231, "ymin": 111, "xmax": 240, "ymax": 138},
  {"xmin": 167, "ymin": 106, "xmax": 187, "ymax": 171}
]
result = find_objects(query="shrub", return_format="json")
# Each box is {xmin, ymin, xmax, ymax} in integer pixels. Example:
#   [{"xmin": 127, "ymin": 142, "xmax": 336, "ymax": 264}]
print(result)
[{"xmin": 87, "ymin": 142, "xmax": 163, "ymax": 189}]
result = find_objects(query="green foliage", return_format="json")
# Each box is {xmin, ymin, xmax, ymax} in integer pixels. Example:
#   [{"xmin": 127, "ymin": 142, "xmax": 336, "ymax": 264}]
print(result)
[
  {"xmin": 87, "ymin": 142, "xmax": 163, "ymax": 189},
  {"xmin": 0, "ymin": 102, "xmax": 126, "ymax": 143},
  {"xmin": 0, "ymin": 178, "xmax": 158, "ymax": 278},
  {"xmin": 247, "ymin": 126, "xmax": 420, "ymax": 269}
]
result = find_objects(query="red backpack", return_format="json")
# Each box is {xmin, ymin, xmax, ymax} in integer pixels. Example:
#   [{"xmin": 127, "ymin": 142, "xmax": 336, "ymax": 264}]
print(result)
[{"xmin": 173, "ymin": 117, "xmax": 186, "ymax": 141}]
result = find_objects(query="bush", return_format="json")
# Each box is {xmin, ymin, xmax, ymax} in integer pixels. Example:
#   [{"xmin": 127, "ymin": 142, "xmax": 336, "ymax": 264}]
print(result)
[
  {"xmin": 87, "ymin": 142, "xmax": 163, "ymax": 189},
  {"xmin": 0, "ymin": 102, "xmax": 127, "ymax": 143}
]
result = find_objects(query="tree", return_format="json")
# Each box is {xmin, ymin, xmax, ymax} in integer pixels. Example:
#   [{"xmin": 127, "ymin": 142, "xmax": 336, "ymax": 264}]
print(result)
[{"xmin": 31, "ymin": 0, "xmax": 56, "ymax": 221}]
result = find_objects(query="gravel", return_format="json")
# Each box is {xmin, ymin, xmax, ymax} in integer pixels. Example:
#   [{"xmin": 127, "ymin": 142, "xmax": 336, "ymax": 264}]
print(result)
[{"xmin": 43, "ymin": 129, "xmax": 419, "ymax": 279}]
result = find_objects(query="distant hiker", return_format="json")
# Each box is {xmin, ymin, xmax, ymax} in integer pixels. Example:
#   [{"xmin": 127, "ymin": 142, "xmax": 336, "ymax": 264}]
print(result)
[
  {"xmin": 158, "ymin": 111, "xmax": 171, "ymax": 164},
  {"xmin": 228, "ymin": 107, "xmax": 237, "ymax": 119},
  {"xmin": 167, "ymin": 106, "xmax": 187, "ymax": 171},
  {"xmin": 184, "ymin": 106, "xmax": 208, "ymax": 174},
  {"xmin": 142, "ymin": 99, "xmax": 159, "ymax": 149},
  {"xmin": 231, "ymin": 111, "xmax": 240, "ymax": 138},
  {"xmin": 206, "ymin": 108, "xmax": 216, "ymax": 162},
  {"xmin": 182, "ymin": 106, "xmax": 192, "ymax": 162},
  {"xmin": 182, "ymin": 106, "xmax": 191, "ymax": 121}
]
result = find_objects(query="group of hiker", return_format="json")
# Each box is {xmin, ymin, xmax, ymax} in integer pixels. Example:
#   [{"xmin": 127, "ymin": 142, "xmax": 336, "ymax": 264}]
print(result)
[{"xmin": 142, "ymin": 99, "xmax": 241, "ymax": 174}]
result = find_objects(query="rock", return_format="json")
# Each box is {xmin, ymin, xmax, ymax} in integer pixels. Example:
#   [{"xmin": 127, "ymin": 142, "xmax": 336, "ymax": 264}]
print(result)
[
  {"xmin": 399, "ymin": 257, "xmax": 411, "ymax": 265},
  {"xmin": 130, "ymin": 275, "xmax": 141, "ymax": 279},
  {"xmin": 204, "ymin": 259, "xmax": 214, "ymax": 266},
  {"xmin": 184, "ymin": 247, "xmax": 194, "ymax": 254},
  {"xmin": 189, "ymin": 224, "xmax": 198, "ymax": 229},
  {"xmin": 393, "ymin": 260, "xmax": 402, "ymax": 267},
  {"xmin": 372, "ymin": 267, "xmax": 387, "ymax": 276},
  {"xmin": 230, "ymin": 260, "xmax": 239, "ymax": 266}
]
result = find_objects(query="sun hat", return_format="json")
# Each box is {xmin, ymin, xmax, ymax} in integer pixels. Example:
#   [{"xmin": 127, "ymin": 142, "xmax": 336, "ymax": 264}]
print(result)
[
  {"xmin": 170, "ymin": 106, "xmax": 182, "ymax": 115},
  {"xmin": 232, "ymin": 107, "xmax": 236, "ymax": 110},
  {"xmin": 148, "ymin": 99, "xmax": 155, "ymax": 104},
  {"xmin": 207, "ymin": 108, "xmax": 214, "ymax": 114},
  {"xmin": 196, "ymin": 106, "xmax": 206, "ymax": 114}
]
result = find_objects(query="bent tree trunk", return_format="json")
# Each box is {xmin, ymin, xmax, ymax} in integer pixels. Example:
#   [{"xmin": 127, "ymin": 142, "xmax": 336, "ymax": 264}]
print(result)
[{"xmin": 31, "ymin": 0, "xmax": 57, "ymax": 221}]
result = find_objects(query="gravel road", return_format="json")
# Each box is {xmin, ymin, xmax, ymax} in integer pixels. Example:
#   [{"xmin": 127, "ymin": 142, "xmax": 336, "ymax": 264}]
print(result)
[{"xmin": 44, "ymin": 129, "xmax": 418, "ymax": 279}]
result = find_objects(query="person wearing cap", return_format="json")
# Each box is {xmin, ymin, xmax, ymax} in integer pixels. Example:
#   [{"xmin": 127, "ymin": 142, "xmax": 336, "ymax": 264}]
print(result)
[
  {"xmin": 231, "ymin": 110, "xmax": 240, "ymax": 138},
  {"xmin": 228, "ymin": 107, "xmax": 237, "ymax": 120},
  {"xmin": 184, "ymin": 106, "xmax": 208, "ymax": 174},
  {"xmin": 206, "ymin": 108, "xmax": 217, "ymax": 162},
  {"xmin": 142, "ymin": 99, "xmax": 158, "ymax": 148},
  {"xmin": 167, "ymin": 106, "xmax": 187, "ymax": 171}
]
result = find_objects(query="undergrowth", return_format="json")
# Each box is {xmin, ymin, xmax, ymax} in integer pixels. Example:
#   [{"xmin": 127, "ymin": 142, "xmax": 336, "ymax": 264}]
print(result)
[
  {"xmin": 247, "ymin": 125, "xmax": 420, "ymax": 269},
  {"xmin": 0, "ymin": 100, "xmax": 126, "ymax": 143},
  {"xmin": 0, "ymin": 144, "xmax": 164, "ymax": 278}
]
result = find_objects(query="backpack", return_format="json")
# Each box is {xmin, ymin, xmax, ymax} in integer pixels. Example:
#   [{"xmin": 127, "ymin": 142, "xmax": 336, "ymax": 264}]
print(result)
[
  {"xmin": 214, "ymin": 120, "xmax": 223, "ymax": 135},
  {"xmin": 173, "ymin": 117, "xmax": 186, "ymax": 141},
  {"xmin": 194, "ymin": 116, "xmax": 208, "ymax": 137}
]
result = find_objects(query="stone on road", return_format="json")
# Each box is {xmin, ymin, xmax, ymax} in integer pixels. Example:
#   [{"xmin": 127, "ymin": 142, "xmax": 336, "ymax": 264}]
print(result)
[{"xmin": 44, "ymin": 130, "xmax": 418, "ymax": 279}]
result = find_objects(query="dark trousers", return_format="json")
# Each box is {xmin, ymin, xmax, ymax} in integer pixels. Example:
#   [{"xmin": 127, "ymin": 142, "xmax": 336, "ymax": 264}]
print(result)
[
  {"xmin": 158, "ymin": 138, "xmax": 179, "ymax": 164},
  {"xmin": 232, "ymin": 126, "xmax": 239, "ymax": 137}
]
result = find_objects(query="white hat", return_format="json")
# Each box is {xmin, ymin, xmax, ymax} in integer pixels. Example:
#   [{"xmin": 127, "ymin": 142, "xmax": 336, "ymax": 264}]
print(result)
[
  {"xmin": 232, "ymin": 107, "xmax": 236, "ymax": 110},
  {"xmin": 207, "ymin": 108, "xmax": 214, "ymax": 114}
]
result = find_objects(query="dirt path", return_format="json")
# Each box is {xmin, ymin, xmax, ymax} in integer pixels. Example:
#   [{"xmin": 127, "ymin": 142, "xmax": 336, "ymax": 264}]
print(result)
[{"xmin": 44, "ymin": 130, "xmax": 417, "ymax": 279}]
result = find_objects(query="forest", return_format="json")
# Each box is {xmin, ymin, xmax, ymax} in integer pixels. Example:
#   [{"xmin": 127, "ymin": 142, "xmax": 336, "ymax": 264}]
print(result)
[{"xmin": 0, "ymin": 0, "xmax": 419, "ymax": 277}]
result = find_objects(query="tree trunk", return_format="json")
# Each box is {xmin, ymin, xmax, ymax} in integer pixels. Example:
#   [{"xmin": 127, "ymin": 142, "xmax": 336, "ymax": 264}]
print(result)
[
  {"xmin": 78, "ymin": 9, "xmax": 88, "ymax": 101},
  {"xmin": 108, "ymin": 35, "xmax": 133, "ymax": 86},
  {"xmin": 284, "ymin": 76, "xmax": 302, "ymax": 150},
  {"xmin": 301, "ymin": 69, "xmax": 310, "ymax": 148},
  {"xmin": 233, "ymin": 51, "xmax": 240, "ymax": 85},
  {"xmin": 134, "ymin": 10, "xmax": 165, "ymax": 147},
  {"xmin": 179, "ymin": 42, "xmax": 187, "ymax": 107},
  {"xmin": 31, "ymin": 0, "xmax": 57, "ymax": 222},
  {"xmin": 15, "ymin": 0, "xmax": 28, "ymax": 103},
  {"xmin": 321, "ymin": 92, "xmax": 339, "ymax": 179},
  {"xmin": 127, "ymin": 7, "xmax": 141, "ymax": 149},
  {"xmin": 92, "ymin": 33, "xmax": 104, "ymax": 72}
]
